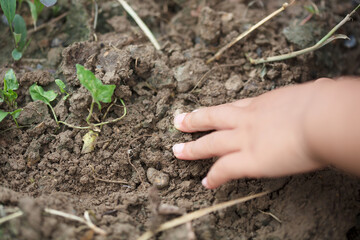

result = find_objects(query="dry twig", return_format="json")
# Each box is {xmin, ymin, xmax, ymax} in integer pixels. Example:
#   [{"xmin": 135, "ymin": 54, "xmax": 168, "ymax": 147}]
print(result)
[
  {"xmin": 190, "ymin": 63, "xmax": 242, "ymax": 92},
  {"xmin": 45, "ymin": 208, "xmax": 106, "ymax": 236},
  {"xmin": 207, "ymin": 0, "xmax": 295, "ymax": 64},
  {"xmin": 249, "ymin": 3, "xmax": 360, "ymax": 64},
  {"xmin": 137, "ymin": 191, "xmax": 270, "ymax": 240},
  {"xmin": 89, "ymin": 165, "xmax": 128, "ymax": 184},
  {"xmin": 0, "ymin": 211, "xmax": 23, "ymax": 225},
  {"xmin": 117, "ymin": 0, "xmax": 161, "ymax": 50},
  {"xmin": 28, "ymin": 12, "xmax": 69, "ymax": 35}
]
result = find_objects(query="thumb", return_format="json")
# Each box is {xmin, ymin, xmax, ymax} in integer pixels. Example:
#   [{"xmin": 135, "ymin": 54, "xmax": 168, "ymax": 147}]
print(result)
[{"xmin": 203, "ymin": 152, "xmax": 257, "ymax": 189}]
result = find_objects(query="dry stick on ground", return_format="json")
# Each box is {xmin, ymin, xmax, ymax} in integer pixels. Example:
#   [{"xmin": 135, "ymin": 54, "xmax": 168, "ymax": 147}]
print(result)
[
  {"xmin": 117, "ymin": 0, "xmax": 161, "ymax": 50},
  {"xmin": 0, "ymin": 211, "xmax": 23, "ymax": 225},
  {"xmin": 127, "ymin": 134, "xmax": 153, "ymax": 186},
  {"xmin": 190, "ymin": 63, "xmax": 243, "ymax": 92},
  {"xmin": 89, "ymin": 165, "xmax": 128, "ymax": 185},
  {"xmin": 249, "ymin": 3, "xmax": 360, "ymax": 64},
  {"xmin": 137, "ymin": 191, "xmax": 270, "ymax": 240},
  {"xmin": 258, "ymin": 209, "xmax": 282, "ymax": 223},
  {"xmin": 28, "ymin": 12, "xmax": 69, "ymax": 35},
  {"xmin": 206, "ymin": 0, "xmax": 296, "ymax": 64},
  {"xmin": 0, "ymin": 209, "xmax": 106, "ymax": 235},
  {"xmin": 44, "ymin": 208, "xmax": 106, "ymax": 236}
]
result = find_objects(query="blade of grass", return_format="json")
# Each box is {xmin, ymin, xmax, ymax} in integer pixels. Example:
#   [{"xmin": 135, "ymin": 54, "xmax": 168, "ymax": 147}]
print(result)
[
  {"xmin": 250, "ymin": 3, "xmax": 360, "ymax": 64},
  {"xmin": 206, "ymin": 0, "xmax": 295, "ymax": 64},
  {"xmin": 117, "ymin": 0, "xmax": 161, "ymax": 50},
  {"xmin": 137, "ymin": 191, "xmax": 270, "ymax": 240}
]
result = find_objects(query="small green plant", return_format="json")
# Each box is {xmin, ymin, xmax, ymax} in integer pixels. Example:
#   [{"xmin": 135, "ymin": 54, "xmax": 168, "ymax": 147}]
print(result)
[
  {"xmin": 29, "ymin": 64, "xmax": 127, "ymax": 153},
  {"xmin": 76, "ymin": 64, "xmax": 116, "ymax": 125},
  {"xmin": 0, "ymin": 0, "xmax": 57, "ymax": 60},
  {"xmin": 0, "ymin": 69, "xmax": 23, "ymax": 127},
  {"xmin": 29, "ymin": 83, "xmax": 58, "ymax": 124},
  {"xmin": 55, "ymin": 79, "xmax": 70, "ymax": 100}
]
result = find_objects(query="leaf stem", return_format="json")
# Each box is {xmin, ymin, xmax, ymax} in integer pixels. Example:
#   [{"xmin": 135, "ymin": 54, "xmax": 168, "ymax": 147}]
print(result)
[
  {"xmin": 58, "ymin": 99, "xmax": 127, "ymax": 130},
  {"xmin": 12, "ymin": 115, "xmax": 19, "ymax": 128},
  {"xmin": 48, "ymin": 104, "xmax": 58, "ymax": 124},
  {"xmin": 86, "ymin": 100, "xmax": 95, "ymax": 125},
  {"xmin": 92, "ymin": 99, "xmax": 127, "ymax": 128}
]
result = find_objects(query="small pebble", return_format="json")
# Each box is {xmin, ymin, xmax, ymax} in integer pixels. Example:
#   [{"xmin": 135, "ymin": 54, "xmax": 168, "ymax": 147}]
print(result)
[
  {"xmin": 1, "ymin": 15, "xmax": 9, "ymax": 26},
  {"xmin": 344, "ymin": 35, "xmax": 357, "ymax": 49},
  {"xmin": 147, "ymin": 168, "xmax": 170, "ymax": 189},
  {"xmin": 51, "ymin": 38, "xmax": 63, "ymax": 48}
]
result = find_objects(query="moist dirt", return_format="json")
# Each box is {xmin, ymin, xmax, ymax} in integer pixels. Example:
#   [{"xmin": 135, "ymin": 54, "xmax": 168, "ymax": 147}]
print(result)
[{"xmin": 1, "ymin": 0, "xmax": 360, "ymax": 239}]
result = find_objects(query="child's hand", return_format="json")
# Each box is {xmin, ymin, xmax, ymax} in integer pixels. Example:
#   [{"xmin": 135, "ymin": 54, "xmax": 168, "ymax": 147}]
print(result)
[{"xmin": 173, "ymin": 79, "xmax": 333, "ymax": 189}]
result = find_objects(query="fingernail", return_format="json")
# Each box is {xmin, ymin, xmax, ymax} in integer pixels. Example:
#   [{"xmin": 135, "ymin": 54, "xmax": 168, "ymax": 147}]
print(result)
[
  {"xmin": 192, "ymin": 109, "xmax": 199, "ymax": 113},
  {"xmin": 202, "ymin": 177, "xmax": 210, "ymax": 189},
  {"xmin": 174, "ymin": 113, "xmax": 186, "ymax": 129},
  {"xmin": 173, "ymin": 143, "xmax": 185, "ymax": 156}
]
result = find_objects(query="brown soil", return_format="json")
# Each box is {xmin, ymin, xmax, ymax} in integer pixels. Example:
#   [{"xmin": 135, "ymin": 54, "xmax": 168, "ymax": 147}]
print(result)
[{"xmin": 1, "ymin": 0, "xmax": 360, "ymax": 239}]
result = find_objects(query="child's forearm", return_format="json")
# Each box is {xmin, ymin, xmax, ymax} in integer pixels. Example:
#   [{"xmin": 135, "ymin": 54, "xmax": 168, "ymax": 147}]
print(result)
[{"xmin": 304, "ymin": 77, "xmax": 360, "ymax": 174}]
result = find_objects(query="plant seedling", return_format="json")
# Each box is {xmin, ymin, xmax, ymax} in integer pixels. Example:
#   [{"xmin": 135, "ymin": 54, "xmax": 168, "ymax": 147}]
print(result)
[
  {"xmin": 55, "ymin": 79, "xmax": 70, "ymax": 100},
  {"xmin": 25, "ymin": 0, "xmax": 58, "ymax": 28},
  {"xmin": 75, "ymin": 64, "xmax": 116, "ymax": 124},
  {"xmin": 29, "ymin": 83, "xmax": 58, "ymax": 124},
  {"xmin": 0, "ymin": 0, "xmax": 57, "ymax": 60},
  {"xmin": 29, "ymin": 64, "xmax": 126, "ymax": 153},
  {"xmin": 0, "ymin": 69, "xmax": 22, "ymax": 127}
]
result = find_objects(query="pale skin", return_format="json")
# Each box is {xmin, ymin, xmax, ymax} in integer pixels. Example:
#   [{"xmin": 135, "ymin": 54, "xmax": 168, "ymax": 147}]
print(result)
[{"xmin": 172, "ymin": 77, "xmax": 360, "ymax": 189}]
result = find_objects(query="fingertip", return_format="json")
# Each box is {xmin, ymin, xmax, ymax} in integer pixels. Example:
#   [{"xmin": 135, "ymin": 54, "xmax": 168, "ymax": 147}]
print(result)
[
  {"xmin": 172, "ymin": 143, "xmax": 185, "ymax": 158},
  {"xmin": 202, "ymin": 177, "xmax": 210, "ymax": 189},
  {"xmin": 174, "ymin": 113, "xmax": 187, "ymax": 130}
]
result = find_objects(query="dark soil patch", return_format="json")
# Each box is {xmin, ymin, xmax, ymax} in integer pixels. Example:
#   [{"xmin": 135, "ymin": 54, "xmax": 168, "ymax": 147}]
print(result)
[{"xmin": 1, "ymin": 0, "xmax": 360, "ymax": 239}]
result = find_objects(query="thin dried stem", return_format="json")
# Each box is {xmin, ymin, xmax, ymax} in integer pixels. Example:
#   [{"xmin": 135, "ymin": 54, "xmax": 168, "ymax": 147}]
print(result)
[
  {"xmin": 250, "ymin": 3, "xmax": 360, "ymax": 64},
  {"xmin": 127, "ymin": 135, "xmax": 153, "ymax": 186},
  {"xmin": 207, "ymin": 0, "xmax": 295, "ymax": 64},
  {"xmin": 45, "ymin": 208, "xmax": 106, "ymax": 236},
  {"xmin": 89, "ymin": 165, "xmax": 128, "ymax": 184},
  {"xmin": 190, "ymin": 63, "xmax": 243, "ymax": 93},
  {"xmin": 258, "ymin": 209, "xmax": 282, "ymax": 223},
  {"xmin": 117, "ymin": 0, "xmax": 161, "ymax": 50},
  {"xmin": 137, "ymin": 191, "xmax": 270, "ymax": 240},
  {"xmin": 28, "ymin": 12, "xmax": 69, "ymax": 35},
  {"xmin": 0, "ymin": 211, "xmax": 23, "ymax": 225}
]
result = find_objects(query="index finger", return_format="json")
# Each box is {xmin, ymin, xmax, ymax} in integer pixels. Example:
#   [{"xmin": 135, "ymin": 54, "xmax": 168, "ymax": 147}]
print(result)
[{"xmin": 174, "ymin": 105, "xmax": 239, "ymax": 132}]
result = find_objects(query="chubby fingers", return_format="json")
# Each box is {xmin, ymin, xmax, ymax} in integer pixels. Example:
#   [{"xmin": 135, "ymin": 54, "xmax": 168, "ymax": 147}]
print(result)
[
  {"xmin": 202, "ymin": 152, "xmax": 259, "ymax": 189},
  {"xmin": 174, "ymin": 98, "xmax": 253, "ymax": 133},
  {"xmin": 174, "ymin": 105, "xmax": 239, "ymax": 132},
  {"xmin": 173, "ymin": 130, "xmax": 241, "ymax": 160}
]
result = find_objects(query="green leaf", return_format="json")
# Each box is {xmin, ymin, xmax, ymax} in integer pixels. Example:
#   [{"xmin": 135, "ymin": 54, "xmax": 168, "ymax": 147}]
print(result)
[
  {"xmin": 4, "ymin": 89, "xmax": 17, "ymax": 104},
  {"xmin": 11, "ymin": 49, "xmax": 22, "ymax": 60},
  {"xmin": 0, "ymin": 91, "xmax": 4, "ymax": 102},
  {"xmin": 10, "ymin": 108, "xmax": 22, "ymax": 118},
  {"xmin": 40, "ymin": 0, "xmax": 56, "ymax": 7},
  {"xmin": 13, "ymin": 32, "xmax": 21, "ymax": 45},
  {"xmin": 55, "ymin": 79, "xmax": 66, "ymax": 93},
  {"xmin": 76, "ymin": 64, "xmax": 115, "ymax": 110},
  {"xmin": 34, "ymin": 0, "xmax": 44, "ymax": 16},
  {"xmin": 29, "ymin": 84, "xmax": 58, "ymax": 106},
  {"xmin": 0, "ymin": 110, "xmax": 9, "ymax": 122},
  {"xmin": 26, "ymin": 0, "xmax": 38, "ymax": 27},
  {"xmin": 0, "ymin": 0, "xmax": 16, "ymax": 27},
  {"xmin": 13, "ymin": 14, "xmax": 27, "ymax": 49},
  {"xmin": 4, "ymin": 69, "xmax": 18, "ymax": 91}
]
